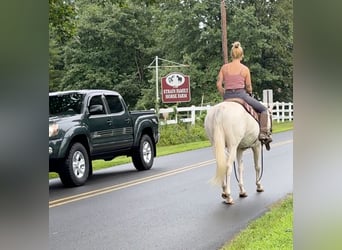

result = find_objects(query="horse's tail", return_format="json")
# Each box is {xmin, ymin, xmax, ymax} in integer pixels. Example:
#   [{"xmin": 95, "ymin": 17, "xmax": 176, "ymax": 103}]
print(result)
[{"xmin": 210, "ymin": 107, "xmax": 227, "ymax": 186}]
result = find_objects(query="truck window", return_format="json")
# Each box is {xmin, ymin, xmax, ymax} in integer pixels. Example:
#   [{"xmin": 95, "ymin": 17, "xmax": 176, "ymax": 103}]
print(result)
[
  {"xmin": 49, "ymin": 93, "xmax": 84, "ymax": 116},
  {"xmin": 89, "ymin": 95, "xmax": 105, "ymax": 114},
  {"xmin": 105, "ymin": 95, "xmax": 124, "ymax": 114}
]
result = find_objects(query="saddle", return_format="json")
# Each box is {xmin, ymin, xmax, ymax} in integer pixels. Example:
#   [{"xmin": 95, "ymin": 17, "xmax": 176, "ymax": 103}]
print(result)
[{"xmin": 224, "ymin": 98, "xmax": 260, "ymax": 122}]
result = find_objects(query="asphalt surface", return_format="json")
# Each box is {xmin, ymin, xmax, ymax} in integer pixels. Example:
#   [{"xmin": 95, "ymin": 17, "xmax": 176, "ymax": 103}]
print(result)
[{"xmin": 49, "ymin": 131, "xmax": 293, "ymax": 250}]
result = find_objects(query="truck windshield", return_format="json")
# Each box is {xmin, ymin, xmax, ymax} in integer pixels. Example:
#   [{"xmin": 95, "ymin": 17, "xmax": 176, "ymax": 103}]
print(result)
[{"xmin": 49, "ymin": 93, "xmax": 85, "ymax": 116}]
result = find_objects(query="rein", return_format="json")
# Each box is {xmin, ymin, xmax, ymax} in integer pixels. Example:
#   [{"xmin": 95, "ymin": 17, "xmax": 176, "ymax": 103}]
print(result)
[{"xmin": 233, "ymin": 144, "xmax": 264, "ymax": 183}]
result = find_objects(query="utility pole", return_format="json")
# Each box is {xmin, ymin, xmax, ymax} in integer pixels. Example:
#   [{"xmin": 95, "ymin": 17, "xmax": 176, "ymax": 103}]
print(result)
[
  {"xmin": 220, "ymin": 0, "xmax": 228, "ymax": 64},
  {"xmin": 155, "ymin": 56, "xmax": 159, "ymax": 111}
]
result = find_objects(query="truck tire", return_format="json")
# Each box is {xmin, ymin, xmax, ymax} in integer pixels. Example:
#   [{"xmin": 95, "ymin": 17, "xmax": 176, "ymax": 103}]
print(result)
[
  {"xmin": 132, "ymin": 134, "xmax": 154, "ymax": 171},
  {"xmin": 59, "ymin": 142, "xmax": 90, "ymax": 187}
]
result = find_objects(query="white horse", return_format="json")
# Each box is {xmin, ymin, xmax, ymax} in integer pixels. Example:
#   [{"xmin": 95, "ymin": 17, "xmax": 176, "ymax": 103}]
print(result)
[{"xmin": 204, "ymin": 101, "xmax": 264, "ymax": 204}]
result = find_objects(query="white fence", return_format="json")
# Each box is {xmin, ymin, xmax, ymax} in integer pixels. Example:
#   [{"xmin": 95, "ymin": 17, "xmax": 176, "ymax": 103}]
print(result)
[{"xmin": 158, "ymin": 101, "xmax": 293, "ymax": 125}]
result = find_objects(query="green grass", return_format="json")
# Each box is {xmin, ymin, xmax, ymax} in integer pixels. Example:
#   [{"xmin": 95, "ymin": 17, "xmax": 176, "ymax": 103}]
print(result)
[
  {"xmin": 49, "ymin": 121, "xmax": 293, "ymax": 179},
  {"xmin": 221, "ymin": 194, "xmax": 293, "ymax": 250},
  {"xmin": 272, "ymin": 120, "xmax": 293, "ymax": 133}
]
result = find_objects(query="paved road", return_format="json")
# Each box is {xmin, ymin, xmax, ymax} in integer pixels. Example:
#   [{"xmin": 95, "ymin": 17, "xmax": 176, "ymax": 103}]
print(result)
[{"xmin": 49, "ymin": 131, "xmax": 293, "ymax": 250}]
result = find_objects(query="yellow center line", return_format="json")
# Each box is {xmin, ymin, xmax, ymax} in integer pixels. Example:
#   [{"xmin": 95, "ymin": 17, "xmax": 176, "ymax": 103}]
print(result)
[
  {"xmin": 49, "ymin": 159, "xmax": 215, "ymax": 208},
  {"xmin": 49, "ymin": 139, "xmax": 292, "ymax": 208}
]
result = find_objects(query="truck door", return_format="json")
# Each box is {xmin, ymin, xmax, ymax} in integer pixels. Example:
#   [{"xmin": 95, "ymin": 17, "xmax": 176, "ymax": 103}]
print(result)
[
  {"xmin": 104, "ymin": 94, "xmax": 134, "ymax": 150},
  {"xmin": 87, "ymin": 94, "xmax": 116, "ymax": 154}
]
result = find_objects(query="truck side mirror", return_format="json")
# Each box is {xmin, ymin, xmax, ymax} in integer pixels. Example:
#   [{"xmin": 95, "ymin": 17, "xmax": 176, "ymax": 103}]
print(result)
[{"xmin": 89, "ymin": 105, "xmax": 104, "ymax": 115}]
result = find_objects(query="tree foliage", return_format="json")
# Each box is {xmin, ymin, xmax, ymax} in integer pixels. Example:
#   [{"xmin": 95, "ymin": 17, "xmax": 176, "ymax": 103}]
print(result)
[
  {"xmin": 49, "ymin": 0, "xmax": 293, "ymax": 108},
  {"xmin": 49, "ymin": 0, "xmax": 77, "ymax": 43}
]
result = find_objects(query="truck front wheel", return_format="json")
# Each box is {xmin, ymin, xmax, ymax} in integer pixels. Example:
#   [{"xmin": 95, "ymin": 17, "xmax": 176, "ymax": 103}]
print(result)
[
  {"xmin": 132, "ymin": 134, "xmax": 154, "ymax": 171},
  {"xmin": 59, "ymin": 142, "xmax": 90, "ymax": 187}
]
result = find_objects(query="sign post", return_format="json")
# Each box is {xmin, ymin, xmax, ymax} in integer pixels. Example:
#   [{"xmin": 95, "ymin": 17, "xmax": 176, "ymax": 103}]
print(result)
[{"xmin": 155, "ymin": 56, "xmax": 159, "ymax": 107}]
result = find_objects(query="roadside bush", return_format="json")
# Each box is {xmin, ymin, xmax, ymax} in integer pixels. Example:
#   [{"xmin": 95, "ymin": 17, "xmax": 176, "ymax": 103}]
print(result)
[{"xmin": 158, "ymin": 122, "xmax": 207, "ymax": 146}]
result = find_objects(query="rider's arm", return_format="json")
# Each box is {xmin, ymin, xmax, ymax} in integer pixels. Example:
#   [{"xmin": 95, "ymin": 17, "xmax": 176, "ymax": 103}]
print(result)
[
  {"xmin": 216, "ymin": 68, "xmax": 225, "ymax": 96},
  {"xmin": 245, "ymin": 68, "xmax": 253, "ymax": 95}
]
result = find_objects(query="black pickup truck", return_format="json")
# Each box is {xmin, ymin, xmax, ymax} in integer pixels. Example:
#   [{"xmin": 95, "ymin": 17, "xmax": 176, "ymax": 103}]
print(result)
[{"xmin": 49, "ymin": 89, "xmax": 159, "ymax": 187}]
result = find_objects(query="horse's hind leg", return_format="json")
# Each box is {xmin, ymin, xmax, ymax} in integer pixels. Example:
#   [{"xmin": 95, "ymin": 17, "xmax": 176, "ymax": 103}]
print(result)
[
  {"xmin": 220, "ymin": 149, "xmax": 228, "ymax": 199},
  {"xmin": 222, "ymin": 148, "xmax": 235, "ymax": 204},
  {"xmin": 221, "ymin": 169, "xmax": 227, "ymax": 199},
  {"xmin": 222, "ymin": 166, "xmax": 234, "ymax": 204},
  {"xmin": 252, "ymin": 145, "xmax": 264, "ymax": 192},
  {"xmin": 237, "ymin": 149, "xmax": 248, "ymax": 198}
]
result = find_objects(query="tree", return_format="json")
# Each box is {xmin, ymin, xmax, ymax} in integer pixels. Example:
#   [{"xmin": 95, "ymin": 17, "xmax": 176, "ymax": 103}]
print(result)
[
  {"xmin": 227, "ymin": 0, "xmax": 293, "ymax": 101},
  {"xmin": 150, "ymin": 0, "xmax": 224, "ymax": 106},
  {"xmin": 61, "ymin": 1, "xmax": 157, "ymax": 107},
  {"xmin": 49, "ymin": 0, "xmax": 77, "ymax": 91},
  {"xmin": 49, "ymin": 0, "xmax": 293, "ymax": 106},
  {"xmin": 49, "ymin": 0, "xmax": 77, "ymax": 43}
]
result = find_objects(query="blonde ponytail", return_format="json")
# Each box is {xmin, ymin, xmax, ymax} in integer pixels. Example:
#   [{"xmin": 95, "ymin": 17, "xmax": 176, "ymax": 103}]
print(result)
[
  {"xmin": 232, "ymin": 41, "xmax": 241, "ymax": 49},
  {"xmin": 231, "ymin": 41, "xmax": 244, "ymax": 59}
]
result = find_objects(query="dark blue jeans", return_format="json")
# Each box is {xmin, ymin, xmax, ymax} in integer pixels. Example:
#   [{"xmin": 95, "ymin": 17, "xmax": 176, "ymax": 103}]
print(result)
[{"xmin": 223, "ymin": 89, "xmax": 267, "ymax": 113}]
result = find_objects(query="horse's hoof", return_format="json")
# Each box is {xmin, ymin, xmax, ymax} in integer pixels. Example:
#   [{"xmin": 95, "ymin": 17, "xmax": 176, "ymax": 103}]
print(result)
[
  {"xmin": 221, "ymin": 193, "xmax": 228, "ymax": 199},
  {"xmin": 239, "ymin": 192, "xmax": 248, "ymax": 198},
  {"xmin": 224, "ymin": 199, "xmax": 234, "ymax": 205},
  {"xmin": 257, "ymin": 188, "xmax": 264, "ymax": 192}
]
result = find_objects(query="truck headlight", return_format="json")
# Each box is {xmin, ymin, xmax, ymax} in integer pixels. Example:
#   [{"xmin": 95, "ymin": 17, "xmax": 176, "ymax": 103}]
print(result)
[{"xmin": 49, "ymin": 123, "xmax": 59, "ymax": 137}]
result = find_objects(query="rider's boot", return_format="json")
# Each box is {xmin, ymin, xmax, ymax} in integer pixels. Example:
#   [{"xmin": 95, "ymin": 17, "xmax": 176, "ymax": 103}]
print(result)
[{"xmin": 259, "ymin": 111, "xmax": 272, "ymax": 150}]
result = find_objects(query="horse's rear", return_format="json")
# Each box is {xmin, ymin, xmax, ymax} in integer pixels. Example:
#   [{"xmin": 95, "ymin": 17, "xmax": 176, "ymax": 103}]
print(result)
[
  {"xmin": 204, "ymin": 101, "xmax": 263, "ymax": 204},
  {"xmin": 204, "ymin": 101, "xmax": 259, "ymax": 158}
]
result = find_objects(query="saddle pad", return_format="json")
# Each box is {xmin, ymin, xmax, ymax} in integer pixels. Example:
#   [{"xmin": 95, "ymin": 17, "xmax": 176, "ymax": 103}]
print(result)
[{"xmin": 224, "ymin": 98, "xmax": 260, "ymax": 122}]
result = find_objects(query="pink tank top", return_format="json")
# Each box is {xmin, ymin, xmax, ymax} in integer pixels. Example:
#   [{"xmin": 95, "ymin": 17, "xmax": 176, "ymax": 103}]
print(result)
[{"xmin": 223, "ymin": 72, "xmax": 245, "ymax": 90}]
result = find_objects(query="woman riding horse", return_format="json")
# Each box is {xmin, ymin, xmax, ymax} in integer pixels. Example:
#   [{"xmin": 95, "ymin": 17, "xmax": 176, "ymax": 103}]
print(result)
[{"xmin": 216, "ymin": 41, "xmax": 272, "ymax": 149}]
